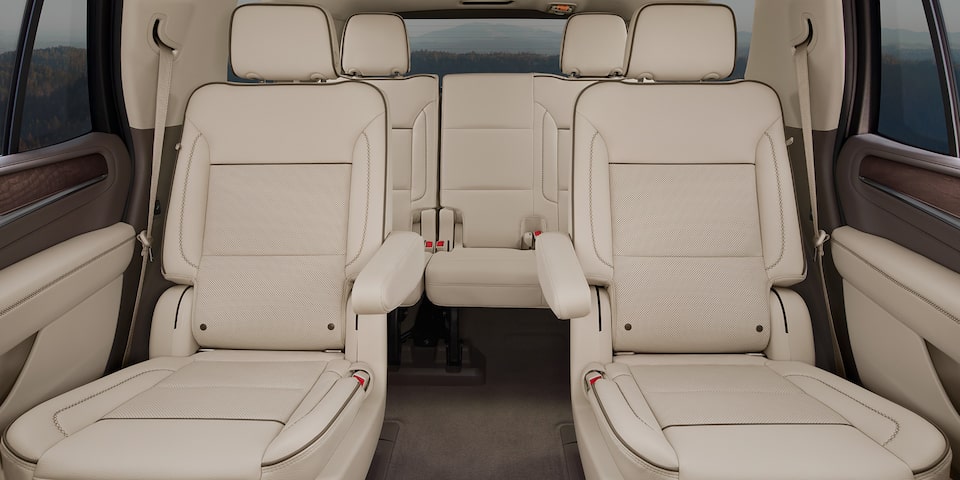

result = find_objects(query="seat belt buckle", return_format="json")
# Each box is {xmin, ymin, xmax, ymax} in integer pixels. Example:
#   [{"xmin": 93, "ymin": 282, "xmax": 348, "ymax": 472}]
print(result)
[
  {"xmin": 521, "ymin": 232, "xmax": 534, "ymax": 250},
  {"xmin": 436, "ymin": 240, "xmax": 449, "ymax": 252},
  {"xmin": 585, "ymin": 371, "xmax": 604, "ymax": 390},
  {"xmin": 352, "ymin": 370, "xmax": 371, "ymax": 391},
  {"xmin": 136, "ymin": 230, "xmax": 154, "ymax": 262},
  {"xmin": 425, "ymin": 240, "xmax": 435, "ymax": 253}
]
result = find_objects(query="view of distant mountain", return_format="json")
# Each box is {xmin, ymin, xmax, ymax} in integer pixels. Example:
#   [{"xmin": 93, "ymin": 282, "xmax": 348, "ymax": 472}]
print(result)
[{"xmin": 410, "ymin": 23, "xmax": 562, "ymax": 54}]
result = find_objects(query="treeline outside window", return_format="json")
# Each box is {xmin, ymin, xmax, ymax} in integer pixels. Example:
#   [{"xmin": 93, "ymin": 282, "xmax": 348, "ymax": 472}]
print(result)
[{"xmin": 0, "ymin": 0, "xmax": 90, "ymax": 154}]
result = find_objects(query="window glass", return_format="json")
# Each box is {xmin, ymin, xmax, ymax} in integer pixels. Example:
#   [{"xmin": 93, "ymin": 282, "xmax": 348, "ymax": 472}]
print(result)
[
  {"xmin": 878, "ymin": 0, "xmax": 950, "ymax": 154},
  {"xmin": 0, "ymin": 0, "xmax": 28, "ymax": 143},
  {"xmin": 18, "ymin": 0, "xmax": 90, "ymax": 152},
  {"xmin": 721, "ymin": 0, "xmax": 755, "ymax": 79},
  {"xmin": 405, "ymin": 18, "xmax": 565, "ymax": 76}
]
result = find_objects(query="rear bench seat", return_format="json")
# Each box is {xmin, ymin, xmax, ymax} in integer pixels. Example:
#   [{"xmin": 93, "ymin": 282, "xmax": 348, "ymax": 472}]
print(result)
[
  {"xmin": 425, "ymin": 14, "xmax": 627, "ymax": 308},
  {"xmin": 340, "ymin": 13, "xmax": 439, "ymax": 307}
]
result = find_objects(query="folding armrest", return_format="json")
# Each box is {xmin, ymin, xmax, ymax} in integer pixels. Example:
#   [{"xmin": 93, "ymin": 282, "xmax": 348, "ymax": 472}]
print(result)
[
  {"xmin": 535, "ymin": 232, "xmax": 591, "ymax": 319},
  {"xmin": 353, "ymin": 231, "xmax": 427, "ymax": 314}
]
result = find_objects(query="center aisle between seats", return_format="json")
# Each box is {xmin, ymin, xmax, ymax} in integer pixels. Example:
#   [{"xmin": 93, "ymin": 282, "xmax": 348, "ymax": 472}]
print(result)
[{"xmin": 373, "ymin": 309, "xmax": 578, "ymax": 480}]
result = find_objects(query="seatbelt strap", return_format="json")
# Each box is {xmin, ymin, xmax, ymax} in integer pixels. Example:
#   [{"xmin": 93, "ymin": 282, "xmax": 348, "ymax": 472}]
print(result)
[
  {"xmin": 123, "ymin": 42, "xmax": 175, "ymax": 366},
  {"xmin": 794, "ymin": 22, "xmax": 845, "ymax": 376}
]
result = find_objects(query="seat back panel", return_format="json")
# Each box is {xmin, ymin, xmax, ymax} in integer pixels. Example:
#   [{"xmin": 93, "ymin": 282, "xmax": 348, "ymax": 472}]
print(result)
[
  {"xmin": 574, "ymin": 81, "xmax": 803, "ymax": 354},
  {"xmin": 441, "ymin": 73, "xmax": 561, "ymax": 248},
  {"xmin": 363, "ymin": 77, "xmax": 438, "ymax": 232},
  {"xmin": 164, "ymin": 83, "xmax": 387, "ymax": 351}
]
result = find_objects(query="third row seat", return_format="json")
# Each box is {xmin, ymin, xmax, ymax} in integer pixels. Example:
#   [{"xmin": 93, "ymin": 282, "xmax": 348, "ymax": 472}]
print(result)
[{"xmin": 425, "ymin": 13, "xmax": 628, "ymax": 309}]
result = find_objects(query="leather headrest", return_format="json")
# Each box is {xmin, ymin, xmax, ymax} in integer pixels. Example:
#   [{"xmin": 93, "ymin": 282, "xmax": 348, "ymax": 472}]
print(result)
[
  {"xmin": 341, "ymin": 13, "xmax": 410, "ymax": 77},
  {"xmin": 560, "ymin": 13, "xmax": 627, "ymax": 78},
  {"xmin": 231, "ymin": 4, "xmax": 339, "ymax": 81},
  {"xmin": 624, "ymin": 4, "xmax": 736, "ymax": 82}
]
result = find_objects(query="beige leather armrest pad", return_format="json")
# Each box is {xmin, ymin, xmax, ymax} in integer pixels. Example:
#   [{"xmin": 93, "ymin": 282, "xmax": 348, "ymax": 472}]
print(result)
[
  {"xmin": 832, "ymin": 226, "xmax": 960, "ymax": 360},
  {"xmin": 352, "ymin": 231, "xmax": 426, "ymax": 315},
  {"xmin": 536, "ymin": 232, "xmax": 590, "ymax": 319},
  {"xmin": 0, "ymin": 223, "xmax": 135, "ymax": 354}
]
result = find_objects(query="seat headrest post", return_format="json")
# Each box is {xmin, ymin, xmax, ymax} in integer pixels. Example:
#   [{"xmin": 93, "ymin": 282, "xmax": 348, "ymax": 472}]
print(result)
[
  {"xmin": 230, "ymin": 4, "xmax": 339, "ymax": 82},
  {"xmin": 624, "ymin": 4, "xmax": 737, "ymax": 82},
  {"xmin": 341, "ymin": 13, "xmax": 411, "ymax": 78},
  {"xmin": 560, "ymin": 13, "xmax": 628, "ymax": 78}
]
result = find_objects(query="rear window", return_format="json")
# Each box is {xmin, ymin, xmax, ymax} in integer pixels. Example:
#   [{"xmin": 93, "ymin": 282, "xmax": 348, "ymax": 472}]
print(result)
[
  {"xmin": 405, "ymin": 3, "xmax": 752, "ymax": 79},
  {"xmin": 405, "ymin": 18, "xmax": 565, "ymax": 76}
]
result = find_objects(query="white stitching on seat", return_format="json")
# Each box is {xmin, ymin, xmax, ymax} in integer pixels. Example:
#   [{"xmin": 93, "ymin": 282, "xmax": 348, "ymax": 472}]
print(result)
[
  {"xmin": 178, "ymin": 126, "xmax": 203, "ymax": 271},
  {"xmin": 410, "ymin": 106, "xmax": 430, "ymax": 202},
  {"xmin": 52, "ymin": 369, "xmax": 177, "ymax": 436},
  {"xmin": 0, "ymin": 237, "xmax": 134, "ymax": 318},
  {"xmin": 588, "ymin": 128, "xmax": 614, "ymax": 269},
  {"xmin": 783, "ymin": 373, "xmax": 900, "ymax": 446},
  {"xmin": 345, "ymin": 131, "xmax": 372, "ymax": 269},
  {"xmin": 833, "ymin": 241, "xmax": 960, "ymax": 325},
  {"xmin": 762, "ymin": 131, "xmax": 786, "ymax": 272}
]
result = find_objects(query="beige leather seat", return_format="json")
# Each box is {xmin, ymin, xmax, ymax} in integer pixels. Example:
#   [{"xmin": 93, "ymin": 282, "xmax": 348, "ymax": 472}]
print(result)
[
  {"xmin": 425, "ymin": 15, "xmax": 626, "ymax": 308},
  {"xmin": 341, "ymin": 13, "xmax": 438, "ymax": 307},
  {"xmin": 536, "ymin": 4, "xmax": 952, "ymax": 479},
  {"xmin": 535, "ymin": 12, "xmax": 628, "ymax": 233},
  {"xmin": 341, "ymin": 13, "xmax": 439, "ymax": 238},
  {"xmin": 1, "ymin": 5, "xmax": 424, "ymax": 480}
]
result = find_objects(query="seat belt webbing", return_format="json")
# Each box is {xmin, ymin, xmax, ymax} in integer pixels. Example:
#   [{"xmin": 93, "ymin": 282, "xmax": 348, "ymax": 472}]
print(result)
[
  {"xmin": 794, "ymin": 23, "xmax": 845, "ymax": 376},
  {"xmin": 123, "ymin": 41, "xmax": 175, "ymax": 366}
]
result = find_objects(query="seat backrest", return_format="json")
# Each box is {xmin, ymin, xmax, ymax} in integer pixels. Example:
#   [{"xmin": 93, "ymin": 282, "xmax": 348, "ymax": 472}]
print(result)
[
  {"xmin": 534, "ymin": 13, "xmax": 627, "ymax": 232},
  {"xmin": 571, "ymin": 4, "xmax": 805, "ymax": 354},
  {"xmin": 341, "ymin": 13, "xmax": 439, "ymax": 234},
  {"xmin": 440, "ymin": 15, "xmax": 627, "ymax": 247},
  {"xmin": 440, "ymin": 73, "xmax": 552, "ymax": 248},
  {"xmin": 163, "ymin": 4, "xmax": 388, "ymax": 351}
]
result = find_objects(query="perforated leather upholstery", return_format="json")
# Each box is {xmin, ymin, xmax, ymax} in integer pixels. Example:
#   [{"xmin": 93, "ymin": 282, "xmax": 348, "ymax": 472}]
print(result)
[
  {"xmin": 557, "ymin": 5, "xmax": 951, "ymax": 478},
  {"xmin": 2, "ymin": 6, "xmax": 399, "ymax": 479},
  {"xmin": 426, "ymin": 15, "xmax": 627, "ymax": 308}
]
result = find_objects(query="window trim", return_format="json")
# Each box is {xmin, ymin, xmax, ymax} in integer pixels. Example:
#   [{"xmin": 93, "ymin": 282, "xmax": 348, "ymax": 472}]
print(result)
[
  {"xmin": 866, "ymin": 0, "xmax": 960, "ymax": 158},
  {"xmin": 923, "ymin": 0, "xmax": 960, "ymax": 156},
  {"xmin": 3, "ymin": 0, "xmax": 42, "ymax": 155}
]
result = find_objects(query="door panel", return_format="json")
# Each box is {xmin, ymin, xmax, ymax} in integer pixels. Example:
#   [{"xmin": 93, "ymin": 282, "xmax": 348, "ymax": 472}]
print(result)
[
  {"xmin": 832, "ymin": 226, "xmax": 960, "ymax": 466},
  {"xmin": 836, "ymin": 135, "xmax": 960, "ymax": 272},
  {"xmin": 835, "ymin": 134, "xmax": 960, "ymax": 470},
  {"xmin": 0, "ymin": 133, "xmax": 132, "ymax": 270},
  {"xmin": 0, "ymin": 223, "xmax": 134, "ymax": 429},
  {"xmin": 0, "ymin": 132, "xmax": 134, "ymax": 433}
]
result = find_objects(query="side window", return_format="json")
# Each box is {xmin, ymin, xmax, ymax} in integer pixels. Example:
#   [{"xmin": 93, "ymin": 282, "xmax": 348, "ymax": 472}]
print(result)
[
  {"xmin": 719, "ymin": 0, "xmax": 754, "ymax": 79},
  {"xmin": 877, "ymin": 0, "xmax": 950, "ymax": 155},
  {"xmin": 1, "ymin": 0, "xmax": 30, "ymax": 143},
  {"xmin": 17, "ymin": 0, "xmax": 90, "ymax": 152}
]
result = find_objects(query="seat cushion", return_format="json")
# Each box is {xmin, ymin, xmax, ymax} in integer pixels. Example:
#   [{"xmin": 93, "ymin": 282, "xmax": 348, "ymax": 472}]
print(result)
[
  {"xmin": 1, "ymin": 351, "xmax": 370, "ymax": 480},
  {"xmin": 585, "ymin": 354, "xmax": 951, "ymax": 479},
  {"xmin": 425, "ymin": 248, "xmax": 546, "ymax": 308}
]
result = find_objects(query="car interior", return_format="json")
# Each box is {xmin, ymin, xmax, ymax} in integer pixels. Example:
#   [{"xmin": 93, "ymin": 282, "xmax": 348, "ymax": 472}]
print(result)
[{"xmin": 1, "ymin": 0, "xmax": 960, "ymax": 478}]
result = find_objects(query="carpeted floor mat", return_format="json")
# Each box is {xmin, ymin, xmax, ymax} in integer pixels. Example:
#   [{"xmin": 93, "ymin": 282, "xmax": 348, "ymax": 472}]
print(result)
[{"xmin": 377, "ymin": 308, "xmax": 578, "ymax": 480}]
